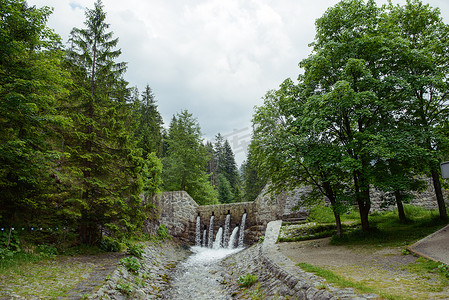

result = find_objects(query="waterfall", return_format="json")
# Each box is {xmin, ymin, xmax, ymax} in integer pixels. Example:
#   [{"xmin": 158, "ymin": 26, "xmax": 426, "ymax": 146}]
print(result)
[
  {"xmin": 195, "ymin": 216, "xmax": 201, "ymax": 246},
  {"xmin": 193, "ymin": 212, "xmax": 247, "ymax": 249},
  {"xmin": 223, "ymin": 214, "xmax": 231, "ymax": 248},
  {"xmin": 228, "ymin": 226, "xmax": 239, "ymax": 249},
  {"xmin": 212, "ymin": 227, "xmax": 223, "ymax": 249},
  {"xmin": 208, "ymin": 215, "xmax": 214, "ymax": 248},
  {"xmin": 238, "ymin": 213, "xmax": 247, "ymax": 248},
  {"xmin": 202, "ymin": 229, "xmax": 207, "ymax": 247}
]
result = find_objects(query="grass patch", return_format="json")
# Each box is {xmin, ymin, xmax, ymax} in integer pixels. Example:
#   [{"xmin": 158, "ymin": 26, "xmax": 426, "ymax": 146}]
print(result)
[
  {"xmin": 297, "ymin": 263, "xmax": 397, "ymax": 299},
  {"xmin": 404, "ymin": 257, "xmax": 449, "ymax": 285},
  {"xmin": 282, "ymin": 205, "xmax": 447, "ymax": 248},
  {"xmin": 331, "ymin": 207, "xmax": 446, "ymax": 247}
]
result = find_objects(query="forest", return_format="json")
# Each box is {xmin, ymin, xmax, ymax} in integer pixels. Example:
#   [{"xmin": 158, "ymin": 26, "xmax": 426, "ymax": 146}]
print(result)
[
  {"xmin": 1, "ymin": 0, "xmax": 449, "ymax": 250},
  {"xmin": 0, "ymin": 0, "xmax": 265, "ymax": 247}
]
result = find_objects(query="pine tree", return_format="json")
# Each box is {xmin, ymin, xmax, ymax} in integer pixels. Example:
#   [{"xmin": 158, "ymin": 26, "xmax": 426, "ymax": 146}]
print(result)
[
  {"xmin": 63, "ymin": 0, "xmax": 144, "ymax": 244},
  {"xmin": 162, "ymin": 110, "xmax": 218, "ymax": 205},
  {"xmin": 242, "ymin": 147, "xmax": 266, "ymax": 202},
  {"xmin": 135, "ymin": 84, "xmax": 163, "ymax": 158}
]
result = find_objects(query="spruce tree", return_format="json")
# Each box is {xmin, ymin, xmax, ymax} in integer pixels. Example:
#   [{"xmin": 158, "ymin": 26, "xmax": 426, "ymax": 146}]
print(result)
[
  {"xmin": 162, "ymin": 110, "xmax": 218, "ymax": 205},
  {"xmin": 135, "ymin": 84, "xmax": 163, "ymax": 158},
  {"xmin": 63, "ymin": 0, "xmax": 144, "ymax": 244}
]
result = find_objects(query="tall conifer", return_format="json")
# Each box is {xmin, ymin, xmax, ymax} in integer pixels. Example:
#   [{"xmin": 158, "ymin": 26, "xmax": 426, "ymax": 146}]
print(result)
[{"xmin": 63, "ymin": 0, "xmax": 143, "ymax": 244}]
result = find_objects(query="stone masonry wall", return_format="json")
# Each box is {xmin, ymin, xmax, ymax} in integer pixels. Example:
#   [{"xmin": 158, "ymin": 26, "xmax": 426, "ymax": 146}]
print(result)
[
  {"xmin": 151, "ymin": 179, "xmax": 448, "ymax": 246},
  {"xmin": 152, "ymin": 191, "xmax": 198, "ymax": 242}
]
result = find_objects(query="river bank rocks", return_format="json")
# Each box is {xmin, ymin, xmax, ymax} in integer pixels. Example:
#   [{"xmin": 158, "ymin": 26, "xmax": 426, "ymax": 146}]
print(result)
[{"xmin": 89, "ymin": 241, "xmax": 189, "ymax": 299}]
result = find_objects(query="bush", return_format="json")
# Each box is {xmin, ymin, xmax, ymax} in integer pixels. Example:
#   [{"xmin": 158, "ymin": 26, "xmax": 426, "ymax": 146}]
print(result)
[
  {"xmin": 120, "ymin": 256, "xmax": 141, "ymax": 274},
  {"xmin": 36, "ymin": 244, "xmax": 58, "ymax": 258},
  {"xmin": 116, "ymin": 282, "xmax": 133, "ymax": 295},
  {"xmin": 238, "ymin": 273, "xmax": 258, "ymax": 288},
  {"xmin": 127, "ymin": 244, "xmax": 145, "ymax": 258},
  {"xmin": 0, "ymin": 230, "xmax": 20, "ymax": 252},
  {"xmin": 98, "ymin": 237, "xmax": 121, "ymax": 252},
  {"xmin": 157, "ymin": 225, "xmax": 170, "ymax": 240}
]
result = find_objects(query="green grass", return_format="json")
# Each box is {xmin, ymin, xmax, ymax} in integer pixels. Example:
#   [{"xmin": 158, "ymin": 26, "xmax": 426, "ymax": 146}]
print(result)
[
  {"xmin": 287, "ymin": 204, "xmax": 447, "ymax": 247},
  {"xmin": 331, "ymin": 206, "xmax": 446, "ymax": 247},
  {"xmin": 0, "ymin": 251, "xmax": 42, "ymax": 273},
  {"xmin": 297, "ymin": 263, "xmax": 402, "ymax": 300},
  {"xmin": 404, "ymin": 257, "xmax": 449, "ymax": 285}
]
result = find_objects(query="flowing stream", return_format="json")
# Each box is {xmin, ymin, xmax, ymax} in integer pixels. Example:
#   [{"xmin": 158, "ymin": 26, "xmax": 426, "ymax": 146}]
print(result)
[
  {"xmin": 162, "ymin": 213, "xmax": 247, "ymax": 299},
  {"xmin": 161, "ymin": 246, "xmax": 242, "ymax": 299}
]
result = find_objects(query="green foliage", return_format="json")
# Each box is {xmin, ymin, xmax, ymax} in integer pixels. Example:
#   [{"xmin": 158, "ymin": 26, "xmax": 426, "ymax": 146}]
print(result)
[
  {"xmin": 406, "ymin": 257, "xmax": 449, "ymax": 284},
  {"xmin": 135, "ymin": 84, "xmax": 164, "ymax": 158},
  {"xmin": 62, "ymin": 0, "xmax": 145, "ymax": 244},
  {"xmin": 331, "ymin": 207, "xmax": 445, "ymax": 247},
  {"xmin": 279, "ymin": 223, "xmax": 354, "ymax": 242},
  {"xmin": 156, "ymin": 224, "xmax": 170, "ymax": 241},
  {"xmin": 251, "ymin": 0, "xmax": 449, "ymax": 234},
  {"xmin": 142, "ymin": 152, "xmax": 163, "ymax": 200},
  {"xmin": 238, "ymin": 273, "xmax": 258, "ymax": 288},
  {"xmin": 0, "ymin": 0, "xmax": 71, "ymax": 227},
  {"xmin": 127, "ymin": 244, "xmax": 145, "ymax": 259},
  {"xmin": 116, "ymin": 281, "xmax": 133, "ymax": 295},
  {"xmin": 249, "ymin": 283, "xmax": 265, "ymax": 300},
  {"xmin": 307, "ymin": 206, "xmax": 336, "ymax": 223},
  {"xmin": 162, "ymin": 110, "xmax": 218, "ymax": 205},
  {"xmin": 98, "ymin": 237, "xmax": 121, "ymax": 253},
  {"xmin": 36, "ymin": 244, "xmax": 58, "ymax": 259},
  {"xmin": 437, "ymin": 264, "xmax": 449, "ymax": 279},
  {"xmin": 218, "ymin": 173, "xmax": 234, "ymax": 203},
  {"xmin": 120, "ymin": 256, "xmax": 141, "ymax": 274},
  {"xmin": 0, "ymin": 251, "xmax": 41, "ymax": 273},
  {"xmin": 241, "ymin": 147, "xmax": 266, "ymax": 202},
  {"xmin": 0, "ymin": 231, "xmax": 20, "ymax": 252}
]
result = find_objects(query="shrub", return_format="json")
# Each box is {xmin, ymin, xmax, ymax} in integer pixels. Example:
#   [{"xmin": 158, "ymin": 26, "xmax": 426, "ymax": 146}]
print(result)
[
  {"xmin": 116, "ymin": 282, "xmax": 133, "ymax": 295},
  {"xmin": 99, "ymin": 237, "xmax": 121, "ymax": 252},
  {"xmin": 0, "ymin": 230, "xmax": 20, "ymax": 252},
  {"xmin": 120, "ymin": 256, "xmax": 141, "ymax": 274},
  {"xmin": 127, "ymin": 244, "xmax": 145, "ymax": 258},
  {"xmin": 238, "ymin": 273, "xmax": 258, "ymax": 288},
  {"xmin": 157, "ymin": 224, "xmax": 170, "ymax": 240},
  {"xmin": 36, "ymin": 244, "xmax": 58, "ymax": 258}
]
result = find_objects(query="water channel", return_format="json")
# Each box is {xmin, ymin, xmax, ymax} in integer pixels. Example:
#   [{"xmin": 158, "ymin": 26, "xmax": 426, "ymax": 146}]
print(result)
[
  {"xmin": 161, "ymin": 213, "xmax": 247, "ymax": 299},
  {"xmin": 161, "ymin": 246, "xmax": 243, "ymax": 299}
]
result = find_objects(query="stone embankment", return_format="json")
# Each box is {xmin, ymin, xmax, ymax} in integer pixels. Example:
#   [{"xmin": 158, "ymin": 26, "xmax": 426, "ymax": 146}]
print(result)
[
  {"xmin": 89, "ymin": 241, "xmax": 189, "ymax": 299},
  {"xmin": 221, "ymin": 221, "xmax": 379, "ymax": 299},
  {"xmin": 89, "ymin": 221, "xmax": 379, "ymax": 299}
]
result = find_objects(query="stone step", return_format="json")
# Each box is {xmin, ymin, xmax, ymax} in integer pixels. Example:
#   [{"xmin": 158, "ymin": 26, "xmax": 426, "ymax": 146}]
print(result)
[{"xmin": 281, "ymin": 217, "xmax": 307, "ymax": 224}]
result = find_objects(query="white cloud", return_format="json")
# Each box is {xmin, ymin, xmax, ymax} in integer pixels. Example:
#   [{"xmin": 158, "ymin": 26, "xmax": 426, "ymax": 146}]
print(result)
[{"xmin": 26, "ymin": 0, "xmax": 449, "ymax": 164}]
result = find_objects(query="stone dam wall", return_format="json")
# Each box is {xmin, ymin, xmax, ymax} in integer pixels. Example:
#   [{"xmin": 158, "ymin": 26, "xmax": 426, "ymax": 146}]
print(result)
[
  {"xmin": 149, "ymin": 180, "xmax": 448, "ymax": 246},
  {"xmin": 148, "ymin": 188, "xmax": 308, "ymax": 245}
]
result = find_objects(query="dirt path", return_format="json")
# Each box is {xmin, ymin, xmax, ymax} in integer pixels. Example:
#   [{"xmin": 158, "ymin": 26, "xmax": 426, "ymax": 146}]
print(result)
[
  {"xmin": 279, "ymin": 238, "xmax": 449, "ymax": 299},
  {"xmin": 0, "ymin": 253, "xmax": 124, "ymax": 299},
  {"xmin": 61, "ymin": 253, "xmax": 125, "ymax": 299}
]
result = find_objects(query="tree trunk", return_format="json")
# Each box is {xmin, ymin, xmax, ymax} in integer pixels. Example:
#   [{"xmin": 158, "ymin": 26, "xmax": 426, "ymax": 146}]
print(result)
[
  {"xmin": 354, "ymin": 170, "xmax": 371, "ymax": 232},
  {"xmin": 322, "ymin": 181, "xmax": 343, "ymax": 237},
  {"xmin": 394, "ymin": 190, "xmax": 407, "ymax": 223},
  {"xmin": 431, "ymin": 167, "xmax": 448, "ymax": 221},
  {"xmin": 333, "ymin": 209, "xmax": 343, "ymax": 237}
]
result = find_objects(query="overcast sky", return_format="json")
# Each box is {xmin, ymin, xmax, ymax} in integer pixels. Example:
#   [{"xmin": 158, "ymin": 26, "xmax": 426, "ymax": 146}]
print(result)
[{"xmin": 27, "ymin": 0, "xmax": 449, "ymax": 165}]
